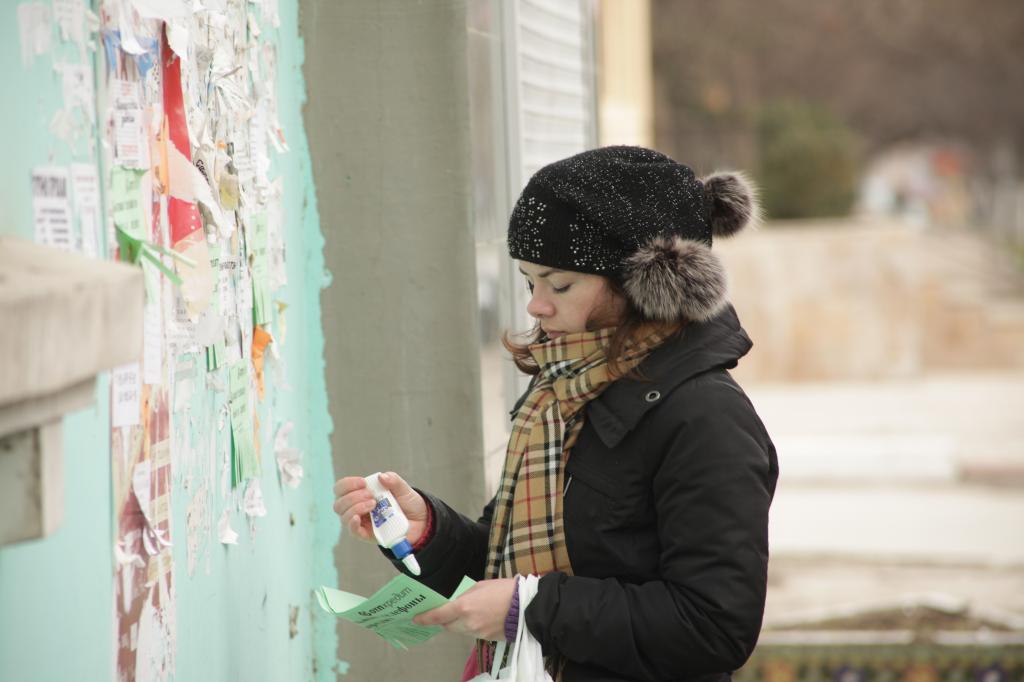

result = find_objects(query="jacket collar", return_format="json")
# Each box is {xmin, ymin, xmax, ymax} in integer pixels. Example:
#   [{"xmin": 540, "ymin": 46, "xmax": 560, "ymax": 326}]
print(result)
[{"xmin": 585, "ymin": 303, "xmax": 753, "ymax": 448}]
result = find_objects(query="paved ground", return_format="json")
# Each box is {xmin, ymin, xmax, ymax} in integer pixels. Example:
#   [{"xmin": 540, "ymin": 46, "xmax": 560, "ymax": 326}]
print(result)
[
  {"xmin": 743, "ymin": 371, "xmax": 1024, "ymax": 625},
  {"xmin": 763, "ymin": 555, "xmax": 1024, "ymax": 630},
  {"xmin": 745, "ymin": 372, "xmax": 1024, "ymax": 564}
]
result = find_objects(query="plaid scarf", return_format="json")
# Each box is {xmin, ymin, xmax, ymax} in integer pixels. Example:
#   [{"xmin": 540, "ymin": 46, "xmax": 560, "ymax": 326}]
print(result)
[{"xmin": 476, "ymin": 326, "xmax": 666, "ymax": 674}]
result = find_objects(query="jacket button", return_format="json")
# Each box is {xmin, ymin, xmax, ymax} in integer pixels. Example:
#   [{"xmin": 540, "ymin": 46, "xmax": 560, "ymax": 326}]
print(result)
[{"xmin": 644, "ymin": 390, "xmax": 661, "ymax": 403}]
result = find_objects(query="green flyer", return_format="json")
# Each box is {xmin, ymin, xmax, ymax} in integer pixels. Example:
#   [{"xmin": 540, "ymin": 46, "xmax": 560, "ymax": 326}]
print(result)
[
  {"xmin": 228, "ymin": 361, "xmax": 258, "ymax": 484},
  {"xmin": 316, "ymin": 574, "xmax": 476, "ymax": 649}
]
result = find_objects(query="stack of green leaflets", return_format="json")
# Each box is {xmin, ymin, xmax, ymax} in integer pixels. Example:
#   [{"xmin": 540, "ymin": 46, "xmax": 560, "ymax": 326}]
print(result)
[
  {"xmin": 228, "ymin": 362, "xmax": 259, "ymax": 485},
  {"xmin": 316, "ymin": 574, "xmax": 476, "ymax": 649}
]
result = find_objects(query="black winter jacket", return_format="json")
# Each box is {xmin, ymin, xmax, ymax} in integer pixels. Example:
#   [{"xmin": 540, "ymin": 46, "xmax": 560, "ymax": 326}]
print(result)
[{"xmin": 393, "ymin": 305, "xmax": 779, "ymax": 681}]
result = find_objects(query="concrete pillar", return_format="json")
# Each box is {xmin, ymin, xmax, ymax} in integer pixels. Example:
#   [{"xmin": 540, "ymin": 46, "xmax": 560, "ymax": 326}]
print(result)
[
  {"xmin": 300, "ymin": 1, "xmax": 486, "ymax": 679},
  {"xmin": 597, "ymin": 0, "xmax": 654, "ymax": 147}
]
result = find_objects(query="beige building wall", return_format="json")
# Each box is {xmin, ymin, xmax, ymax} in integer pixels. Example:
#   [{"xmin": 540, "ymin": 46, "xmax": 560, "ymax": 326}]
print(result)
[
  {"xmin": 597, "ymin": 0, "xmax": 654, "ymax": 147},
  {"xmin": 721, "ymin": 220, "xmax": 1024, "ymax": 383}
]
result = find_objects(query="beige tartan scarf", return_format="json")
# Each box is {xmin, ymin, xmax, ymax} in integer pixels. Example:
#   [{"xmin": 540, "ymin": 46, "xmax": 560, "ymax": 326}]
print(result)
[{"xmin": 476, "ymin": 326, "xmax": 666, "ymax": 673}]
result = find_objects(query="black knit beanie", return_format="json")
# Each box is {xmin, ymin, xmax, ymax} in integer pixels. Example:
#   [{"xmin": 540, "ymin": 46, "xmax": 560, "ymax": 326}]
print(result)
[{"xmin": 507, "ymin": 145, "xmax": 760, "ymax": 322}]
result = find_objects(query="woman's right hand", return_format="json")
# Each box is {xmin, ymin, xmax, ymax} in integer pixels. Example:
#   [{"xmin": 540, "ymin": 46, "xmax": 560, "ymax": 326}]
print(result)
[{"xmin": 332, "ymin": 472, "xmax": 429, "ymax": 545}]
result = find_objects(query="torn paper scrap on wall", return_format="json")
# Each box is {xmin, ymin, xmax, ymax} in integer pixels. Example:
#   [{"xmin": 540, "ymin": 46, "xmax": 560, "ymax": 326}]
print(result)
[
  {"xmin": 53, "ymin": 0, "xmax": 100, "ymax": 62},
  {"xmin": 168, "ymin": 292, "xmax": 202, "ymax": 356},
  {"xmin": 243, "ymin": 478, "xmax": 267, "ymax": 518},
  {"xmin": 31, "ymin": 166, "xmax": 73, "ymax": 250},
  {"xmin": 71, "ymin": 162, "xmax": 101, "ymax": 257},
  {"xmin": 274, "ymin": 422, "xmax": 303, "ymax": 489},
  {"xmin": 185, "ymin": 483, "xmax": 209, "ymax": 577},
  {"xmin": 167, "ymin": 142, "xmax": 228, "ymax": 231},
  {"xmin": 217, "ymin": 508, "xmax": 238, "ymax": 545},
  {"xmin": 17, "ymin": 2, "xmax": 52, "ymax": 67},
  {"xmin": 143, "ymin": 294, "xmax": 164, "ymax": 385},
  {"xmin": 56, "ymin": 62, "xmax": 95, "ymax": 122},
  {"xmin": 110, "ymin": 79, "xmax": 147, "ymax": 169},
  {"xmin": 112, "ymin": 363, "xmax": 142, "ymax": 428},
  {"xmin": 134, "ymin": 577, "xmax": 175, "ymax": 681}
]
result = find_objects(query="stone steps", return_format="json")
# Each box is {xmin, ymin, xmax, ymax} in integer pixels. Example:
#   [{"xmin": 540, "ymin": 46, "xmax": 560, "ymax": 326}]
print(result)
[
  {"xmin": 746, "ymin": 373, "xmax": 1024, "ymax": 481},
  {"xmin": 768, "ymin": 482, "xmax": 1024, "ymax": 566}
]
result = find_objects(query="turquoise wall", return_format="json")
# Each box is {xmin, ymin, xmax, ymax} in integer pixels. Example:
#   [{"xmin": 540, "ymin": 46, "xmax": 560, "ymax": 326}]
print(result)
[
  {"xmin": 0, "ymin": 6, "xmax": 115, "ymax": 679},
  {"xmin": 0, "ymin": 2, "xmax": 340, "ymax": 680}
]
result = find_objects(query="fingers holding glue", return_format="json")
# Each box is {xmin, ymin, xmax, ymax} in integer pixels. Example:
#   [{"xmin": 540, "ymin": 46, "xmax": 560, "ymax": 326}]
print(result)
[
  {"xmin": 332, "ymin": 476, "xmax": 377, "ymax": 542},
  {"xmin": 376, "ymin": 472, "xmax": 429, "ymax": 545},
  {"xmin": 332, "ymin": 472, "xmax": 429, "ymax": 546}
]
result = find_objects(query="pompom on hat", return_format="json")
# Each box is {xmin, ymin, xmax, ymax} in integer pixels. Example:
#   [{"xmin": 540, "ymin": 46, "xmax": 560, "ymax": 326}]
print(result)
[{"xmin": 507, "ymin": 145, "xmax": 760, "ymax": 322}]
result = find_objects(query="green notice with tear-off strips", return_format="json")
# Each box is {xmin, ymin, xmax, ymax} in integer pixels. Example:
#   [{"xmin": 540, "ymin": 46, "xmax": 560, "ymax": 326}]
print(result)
[{"xmin": 316, "ymin": 574, "xmax": 476, "ymax": 649}]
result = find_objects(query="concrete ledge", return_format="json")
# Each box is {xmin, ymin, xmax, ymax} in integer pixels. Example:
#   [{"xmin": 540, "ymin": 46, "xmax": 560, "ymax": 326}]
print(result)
[
  {"xmin": 0, "ymin": 236, "xmax": 144, "ymax": 412},
  {"xmin": 0, "ymin": 376, "xmax": 93, "ymax": 441},
  {"xmin": 0, "ymin": 236, "xmax": 144, "ymax": 546}
]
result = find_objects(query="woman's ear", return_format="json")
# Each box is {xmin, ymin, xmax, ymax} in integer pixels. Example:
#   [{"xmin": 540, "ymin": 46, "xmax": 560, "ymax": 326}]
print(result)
[{"xmin": 585, "ymin": 278, "xmax": 629, "ymax": 330}]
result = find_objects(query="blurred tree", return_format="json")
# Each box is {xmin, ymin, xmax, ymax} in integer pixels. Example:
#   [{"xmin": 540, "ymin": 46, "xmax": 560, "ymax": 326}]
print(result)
[
  {"xmin": 652, "ymin": 0, "xmax": 1024, "ymax": 179},
  {"xmin": 757, "ymin": 100, "xmax": 861, "ymax": 218}
]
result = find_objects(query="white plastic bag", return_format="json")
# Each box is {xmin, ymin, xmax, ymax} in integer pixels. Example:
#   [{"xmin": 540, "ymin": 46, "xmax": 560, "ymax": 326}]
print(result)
[{"xmin": 468, "ymin": 575, "xmax": 553, "ymax": 682}]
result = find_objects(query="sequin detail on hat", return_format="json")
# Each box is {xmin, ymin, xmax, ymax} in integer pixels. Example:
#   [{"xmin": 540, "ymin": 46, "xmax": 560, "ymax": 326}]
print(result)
[
  {"xmin": 507, "ymin": 146, "xmax": 710, "ymax": 276},
  {"xmin": 508, "ymin": 195, "xmax": 549, "ymax": 262}
]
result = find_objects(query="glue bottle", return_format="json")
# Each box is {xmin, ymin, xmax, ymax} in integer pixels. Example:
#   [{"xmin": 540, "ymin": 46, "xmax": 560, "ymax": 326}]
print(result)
[{"xmin": 364, "ymin": 472, "xmax": 421, "ymax": 576}]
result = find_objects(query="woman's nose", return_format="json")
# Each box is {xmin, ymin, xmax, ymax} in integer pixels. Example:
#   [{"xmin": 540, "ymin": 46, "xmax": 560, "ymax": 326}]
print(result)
[{"xmin": 526, "ymin": 292, "xmax": 553, "ymax": 318}]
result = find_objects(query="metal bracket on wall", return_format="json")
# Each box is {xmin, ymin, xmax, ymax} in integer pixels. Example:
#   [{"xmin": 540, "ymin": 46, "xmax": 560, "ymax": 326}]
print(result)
[{"xmin": 0, "ymin": 421, "xmax": 64, "ymax": 545}]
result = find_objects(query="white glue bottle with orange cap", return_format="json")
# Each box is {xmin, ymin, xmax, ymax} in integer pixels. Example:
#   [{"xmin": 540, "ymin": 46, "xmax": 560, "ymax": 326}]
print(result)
[{"xmin": 364, "ymin": 472, "xmax": 421, "ymax": 576}]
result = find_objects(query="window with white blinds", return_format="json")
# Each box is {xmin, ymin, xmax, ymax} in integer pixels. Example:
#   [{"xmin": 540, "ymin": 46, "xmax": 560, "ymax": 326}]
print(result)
[
  {"xmin": 472, "ymin": 0, "xmax": 597, "ymax": 493},
  {"xmin": 500, "ymin": 0, "xmax": 598, "ymax": 402},
  {"xmin": 506, "ymin": 0, "xmax": 598, "ymax": 185}
]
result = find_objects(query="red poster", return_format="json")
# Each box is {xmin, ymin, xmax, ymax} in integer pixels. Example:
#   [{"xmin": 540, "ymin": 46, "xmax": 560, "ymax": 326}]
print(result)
[
  {"xmin": 161, "ymin": 27, "xmax": 214, "ymax": 318},
  {"xmin": 161, "ymin": 29, "xmax": 202, "ymax": 245},
  {"xmin": 113, "ymin": 385, "xmax": 175, "ymax": 680}
]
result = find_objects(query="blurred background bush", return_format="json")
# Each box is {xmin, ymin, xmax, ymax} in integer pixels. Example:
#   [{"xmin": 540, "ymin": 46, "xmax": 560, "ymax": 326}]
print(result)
[{"xmin": 756, "ymin": 99, "xmax": 861, "ymax": 220}]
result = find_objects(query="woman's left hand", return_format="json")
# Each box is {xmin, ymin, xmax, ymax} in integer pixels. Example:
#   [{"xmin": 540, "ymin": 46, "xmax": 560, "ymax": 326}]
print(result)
[{"xmin": 413, "ymin": 578, "xmax": 517, "ymax": 641}]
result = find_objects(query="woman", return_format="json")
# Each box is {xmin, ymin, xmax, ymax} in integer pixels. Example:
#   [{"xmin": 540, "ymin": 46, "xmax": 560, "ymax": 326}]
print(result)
[{"xmin": 334, "ymin": 146, "xmax": 778, "ymax": 681}]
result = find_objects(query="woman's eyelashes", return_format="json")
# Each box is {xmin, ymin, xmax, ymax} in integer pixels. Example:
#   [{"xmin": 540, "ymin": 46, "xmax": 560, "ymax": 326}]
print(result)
[{"xmin": 525, "ymin": 279, "xmax": 571, "ymax": 294}]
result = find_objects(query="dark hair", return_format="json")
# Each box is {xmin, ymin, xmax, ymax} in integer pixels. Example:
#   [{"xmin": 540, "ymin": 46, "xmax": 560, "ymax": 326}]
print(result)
[{"xmin": 501, "ymin": 277, "xmax": 685, "ymax": 380}]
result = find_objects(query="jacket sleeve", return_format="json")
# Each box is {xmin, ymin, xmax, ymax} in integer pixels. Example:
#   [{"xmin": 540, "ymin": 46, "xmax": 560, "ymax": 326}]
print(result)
[
  {"xmin": 524, "ymin": 374, "xmax": 779, "ymax": 680},
  {"xmin": 385, "ymin": 491, "xmax": 497, "ymax": 598},
  {"xmin": 386, "ymin": 381, "xmax": 535, "ymax": 595}
]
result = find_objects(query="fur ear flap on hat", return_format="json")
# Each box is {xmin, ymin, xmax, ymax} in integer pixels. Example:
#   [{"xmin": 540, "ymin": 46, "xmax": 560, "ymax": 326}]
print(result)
[
  {"xmin": 622, "ymin": 236, "xmax": 728, "ymax": 322},
  {"xmin": 702, "ymin": 171, "xmax": 761, "ymax": 238}
]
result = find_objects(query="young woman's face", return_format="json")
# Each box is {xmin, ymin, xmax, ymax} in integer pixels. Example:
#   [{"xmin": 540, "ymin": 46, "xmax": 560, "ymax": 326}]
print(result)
[{"xmin": 518, "ymin": 260, "xmax": 627, "ymax": 338}]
